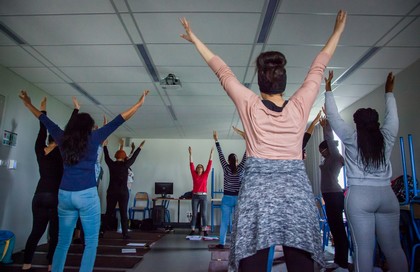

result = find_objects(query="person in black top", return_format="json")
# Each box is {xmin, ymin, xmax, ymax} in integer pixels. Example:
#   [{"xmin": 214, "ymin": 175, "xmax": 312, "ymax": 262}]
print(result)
[
  {"xmin": 22, "ymin": 97, "xmax": 66, "ymax": 271},
  {"xmin": 101, "ymin": 139, "xmax": 145, "ymax": 239}
]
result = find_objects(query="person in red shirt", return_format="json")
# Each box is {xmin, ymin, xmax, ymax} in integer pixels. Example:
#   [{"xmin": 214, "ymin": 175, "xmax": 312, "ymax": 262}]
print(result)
[{"xmin": 188, "ymin": 146, "xmax": 214, "ymax": 236}]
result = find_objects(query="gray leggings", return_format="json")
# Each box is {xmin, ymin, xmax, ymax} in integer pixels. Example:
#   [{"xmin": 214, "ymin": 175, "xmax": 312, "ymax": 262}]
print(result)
[{"xmin": 345, "ymin": 185, "xmax": 408, "ymax": 272}]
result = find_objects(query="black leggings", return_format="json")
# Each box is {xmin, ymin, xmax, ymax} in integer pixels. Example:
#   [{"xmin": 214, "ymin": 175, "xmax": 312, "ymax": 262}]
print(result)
[
  {"xmin": 104, "ymin": 190, "xmax": 129, "ymax": 236},
  {"xmin": 23, "ymin": 193, "xmax": 58, "ymax": 264},
  {"xmin": 238, "ymin": 246, "xmax": 313, "ymax": 272}
]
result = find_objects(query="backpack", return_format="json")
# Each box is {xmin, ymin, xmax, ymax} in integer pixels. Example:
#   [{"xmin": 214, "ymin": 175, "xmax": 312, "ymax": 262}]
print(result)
[
  {"xmin": 0, "ymin": 230, "xmax": 15, "ymax": 264},
  {"xmin": 391, "ymin": 175, "xmax": 415, "ymax": 203}
]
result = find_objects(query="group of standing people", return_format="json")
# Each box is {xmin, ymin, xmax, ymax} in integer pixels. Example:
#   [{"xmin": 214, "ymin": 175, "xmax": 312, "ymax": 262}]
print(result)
[
  {"xmin": 19, "ymin": 89, "xmax": 149, "ymax": 271},
  {"xmin": 180, "ymin": 8, "xmax": 407, "ymax": 272},
  {"xmin": 18, "ymin": 8, "xmax": 409, "ymax": 272}
]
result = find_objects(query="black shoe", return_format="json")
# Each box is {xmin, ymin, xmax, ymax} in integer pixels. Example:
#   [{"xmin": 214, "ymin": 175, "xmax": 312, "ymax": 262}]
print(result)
[
  {"xmin": 123, "ymin": 234, "xmax": 130, "ymax": 239},
  {"xmin": 99, "ymin": 231, "xmax": 104, "ymax": 238},
  {"xmin": 203, "ymin": 231, "xmax": 208, "ymax": 236},
  {"xmin": 189, "ymin": 230, "xmax": 196, "ymax": 235},
  {"xmin": 215, "ymin": 244, "xmax": 224, "ymax": 249}
]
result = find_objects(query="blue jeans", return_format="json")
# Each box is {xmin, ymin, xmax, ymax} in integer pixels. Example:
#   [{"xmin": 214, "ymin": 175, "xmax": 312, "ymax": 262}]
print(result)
[
  {"xmin": 52, "ymin": 187, "xmax": 100, "ymax": 272},
  {"xmin": 219, "ymin": 195, "xmax": 237, "ymax": 245},
  {"xmin": 191, "ymin": 194, "xmax": 207, "ymax": 229}
]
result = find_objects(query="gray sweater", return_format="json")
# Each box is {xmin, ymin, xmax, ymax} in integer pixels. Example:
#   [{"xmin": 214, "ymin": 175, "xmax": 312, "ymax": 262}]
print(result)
[
  {"xmin": 320, "ymin": 123, "xmax": 344, "ymax": 193},
  {"xmin": 325, "ymin": 92, "xmax": 399, "ymax": 186}
]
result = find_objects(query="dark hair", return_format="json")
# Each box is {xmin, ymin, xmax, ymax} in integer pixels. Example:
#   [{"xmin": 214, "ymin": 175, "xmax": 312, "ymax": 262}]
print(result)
[
  {"xmin": 319, "ymin": 140, "xmax": 328, "ymax": 150},
  {"xmin": 256, "ymin": 51, "xmax": 287, "ymax": 94},
  {"xmin": 353, "ymin": 108, "xmax": 385, "ymax": 169},
  {"xmin": 228, "ymin": 153, "xmax": 238, "ymax": 174},
  {"xmin": 195, "ymin": 164, "xmax": 204, "ymax": 174},
  {"xmin": 61, "ymin": 113, "xmax": 94, "ymax": 165}
]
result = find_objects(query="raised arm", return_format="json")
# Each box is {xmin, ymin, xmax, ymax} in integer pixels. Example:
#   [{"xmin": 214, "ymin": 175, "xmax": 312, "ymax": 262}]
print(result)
[
  {"xmin": 180, "ymin": 17, "xmax": 214, "ymax": 63},
  {"xmin": 102, "ymin": 140, "xmax": 112, "ymax": 166},
  {"xmin": 209, "ymin": 146, "xmax": 214, "ymax": 161},
  {"xmin": 19, "ymin": 90, "xmax": 42, "ymax": 118},
  {"xmin": 120, "ymin": 90, "xmax": 149, "ymax": 120},
  {"xmin": 321, "ymin": 10, "xmax": 347, "ymax": 57},
  {"xmin": 324, "ymin": 72, "xmax": 355, "ymax": 144},
  {"xmin": 126, "ymin": 144, "xmax": 142, "ymax": 167},
  {"xmin": 381, "ymin": 72, "xmax": 399, "ymax": 142},
  {"xmin": 306, "ymin": 110, "xmax": 322, "ymax": 135},
  {"xmin": 35, "ymin": 97, "xmax": 47, "ymax": 155},
  {"xmin": 320, "ymin": 117, "xmax": 340, "ymax": 157},
  {"xmin": 214, "ymin": 131, "xmax": 228, "ymax": 167}
]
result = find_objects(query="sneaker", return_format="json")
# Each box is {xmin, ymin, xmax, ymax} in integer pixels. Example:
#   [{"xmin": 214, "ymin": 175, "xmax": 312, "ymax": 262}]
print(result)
[
  {"xmin": 215, "ymin": 244, "xmax": 224, "ymax": 249},
  {"xmin": 189, "ymin": 230, "xmax": 196, "ymax": 235}
]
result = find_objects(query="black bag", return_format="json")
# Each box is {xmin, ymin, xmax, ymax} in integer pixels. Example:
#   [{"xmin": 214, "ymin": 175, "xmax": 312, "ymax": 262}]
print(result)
[
  {"xmin": 152, "ymin": 205, "xmax": 165, "ymax": 226},
  {"xmin": 140, "ymin": 218, "xmax": 155, "ymax": 231},
  {"xmin": 180, "ymin": 191, "xmax": 193, "ymax": 199},
  {"xmin": 391, "ymin": 175, "xmax": 415, "ymax": 203},
  {"xmin": 130, "ymin": 219, "xmax": 141, "ymax": 230}
]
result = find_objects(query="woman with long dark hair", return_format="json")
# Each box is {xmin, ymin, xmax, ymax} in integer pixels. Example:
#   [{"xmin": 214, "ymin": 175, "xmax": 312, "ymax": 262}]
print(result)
[
  {"xmin": 19, "ymin": 89, "xmax": 149, "ymax": 272},
  {"xmin": 213, "ymin": 129, "xmax": 246, "ymax": 249},
  {"xmin": 180, "ymin": 10, "xmax": 346, "ymax": 272},
  {"xmin": 21, "ymin": 97, "xmax": 65, "ymax": 271},
  {"xmin": 325, "ymin": 72, "xmax": 407, "ymax": 271}
]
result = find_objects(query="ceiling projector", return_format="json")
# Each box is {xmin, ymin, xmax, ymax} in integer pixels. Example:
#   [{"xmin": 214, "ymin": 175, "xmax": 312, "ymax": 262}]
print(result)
[{"xmin": 160, "ymin": 73, "xmax": 182, "ymax": 89}]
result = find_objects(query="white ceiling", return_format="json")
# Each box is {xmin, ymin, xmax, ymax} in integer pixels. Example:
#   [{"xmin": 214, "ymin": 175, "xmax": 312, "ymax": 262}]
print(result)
[{"xmin": 0, "ymin": 0, "xmax": 419, "ymax": 139}]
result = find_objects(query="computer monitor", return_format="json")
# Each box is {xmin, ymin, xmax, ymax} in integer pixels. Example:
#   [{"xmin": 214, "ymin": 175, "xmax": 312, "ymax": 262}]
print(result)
[{"xmin": 155, "ymin": 182, "xmax": 173, "ymax": 198}]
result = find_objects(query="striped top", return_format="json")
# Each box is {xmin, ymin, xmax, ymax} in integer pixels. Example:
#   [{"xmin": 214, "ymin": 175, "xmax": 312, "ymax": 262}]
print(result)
[{"xmin": 216, "ymin": 142, "xmax": 246, "ymax": 195}]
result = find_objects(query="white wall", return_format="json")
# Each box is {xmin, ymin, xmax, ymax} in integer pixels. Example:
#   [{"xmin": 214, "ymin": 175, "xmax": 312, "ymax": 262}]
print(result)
[{"xmin": 108, "ymin": 139, "xmax": 246, "ymax": 223}]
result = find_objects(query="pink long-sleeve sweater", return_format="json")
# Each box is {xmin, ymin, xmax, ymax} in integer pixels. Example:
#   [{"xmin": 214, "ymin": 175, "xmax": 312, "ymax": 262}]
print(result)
[{"xmin": 208, "ymin": 52, "xmax": 331, "ymax": 160}]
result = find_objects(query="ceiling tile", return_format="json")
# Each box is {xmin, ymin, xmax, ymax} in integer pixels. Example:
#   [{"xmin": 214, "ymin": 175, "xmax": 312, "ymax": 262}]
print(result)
[
  {"xmin": 0, "ymin": 14, "xmax": 131, "ymax": 45},
  {"xmin": 10, "ymin": 67, "xmax": 65, "ymax": 83},
  {"xmin": 169, "ymin": 95, "xmax": 233, "ymax": 106},
  {"xmin": 157, "ymin": 66, "xmax": 247, "ymax": 83},
  {"xmin": 342, "ymin": 68, "xmax": 402, "ymax": 85},
  {"xmin": 332, "ymin": 84, "xmax": 377, "ymax": 98},
  {"xmin": 60, "ymin": 66, "xmax": 152, "ymax": 83},
  {"xmin": 34, "ymin": 45, "xmax": 143, "ymax": 67},
  {"xmin": 134, "ymin": 13, "xmax": 260, "ymax": 44},
  {"xmin": 388, "ymin": 17, "xmax": 420, "ymax": 46},
  {"xmin": 0, "ymin": 0, "xmax": 115, "ymax": 15},
  {"xmin": 0, "ymin": 31, "xmax": 16, "ymax": 45},
  {"xmin": 35, "ymin": 83, "xmax": 80, "ymax": 96},
  {"xmin": 268, "ymin": 14, "xmax": 401, "ymax": 46},
  {"xmin": 0, "ymin": 46, "xmax": 43, "ymax": 67},
  {"xmin": 279, "ymin": 0, "xmax": 420, "ymax": 15},
  {"xmin": 164, "ymin": 83, "xmax": 225, "ymax": 96},
  {"xmin": 127, "ymin": 0, "xmax": 264, "ymax": 12},
  {"xmin": 148, "ymin": 44, "xmax": 253, "ymax": 66},
  {"xmin": 362, "ymin": 47, "xmax": 420, "ymax": 69},
  {"xmin": 79, "ymin": 82, "xmax": 156, "ymax": 95},
  {"xmin": 96, "ymin": 95, "xmax": 165, "ymax": 106}
]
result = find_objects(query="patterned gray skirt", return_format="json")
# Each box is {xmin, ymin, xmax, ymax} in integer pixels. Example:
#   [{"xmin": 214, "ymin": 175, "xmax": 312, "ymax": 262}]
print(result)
[{"xmin": 228, "ymin": 157, "xmax": 323, "ymax": 271}]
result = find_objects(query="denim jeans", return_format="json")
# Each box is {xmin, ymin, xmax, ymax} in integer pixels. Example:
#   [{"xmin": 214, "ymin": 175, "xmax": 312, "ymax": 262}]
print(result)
[
  {"xmin": 191, "ymin": 194, "xmax": 207, "ymax": 229},
  {"xmin": 52, "ymin": 187, "xmax": 100, "ymax": 272},
  {"xmin": 219, "ymin": 195, "xmax": 237, "ymax": 245}
]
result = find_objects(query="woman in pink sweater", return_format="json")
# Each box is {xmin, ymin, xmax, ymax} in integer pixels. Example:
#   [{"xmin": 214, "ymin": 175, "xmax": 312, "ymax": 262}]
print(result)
[{"xmin": 180, "ymin": 10, "xmax": 347, "ymax": 272}]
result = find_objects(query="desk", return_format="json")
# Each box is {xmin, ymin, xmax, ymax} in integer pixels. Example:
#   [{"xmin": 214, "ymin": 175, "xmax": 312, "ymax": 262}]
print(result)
[{"xmin": 152, "ymin": 198, "xmax": 191, "ymax": 228}]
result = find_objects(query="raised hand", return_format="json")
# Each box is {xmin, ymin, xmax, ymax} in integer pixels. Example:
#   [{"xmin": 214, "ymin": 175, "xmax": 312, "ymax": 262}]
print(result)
[
  {"xmin": 40, "ymin": 97, "xmax": 47, "ymax": 111},
  {"xmin": 131, "ymin": 142, "xmax": 135, "ymax": 150},
  {"xmin": 103, "ymin": 115, "xmax": 108, "ymax": 126},
  {"xmin": 324, "ymin": 70, "xmax": 334, "ymax": 92},
  {"xmin": 333, "ymin": 10, "xmax": 347, "ymax": 35},
  {"xmin": 139, "ymin": 140, "xmax": 145, "ymax": 148},
  {"xmin": 19, "ymin": 90, "xmax": 32, "ymax": 106},
  {"xmin": 138, "ymin": 90, "xmax": 150, "ymax": 107},
  {"xmin": 232, "ymin": 126, "xmax": 245, "ymax": 139},
  {"xmin": 179, "ymin": 17, "xmax": 196, "ymax": 44},
  {"xmin": 188, "ymin": 146, "xmax": 192, "ymax": 155},
  {"xmin": 319, "ymin": 116, "xmax": 328, "ymax": 127},
  {"xmin": 385, "ymin": 72, "xmax": 394, "ymax": 93},
  {"xmin": 213, "ymin": 131, "xmax": 218, "ymax": 142},
  {"xmin": 72, "ymin": 96, "xmax": 80, "ymax": 110}
]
